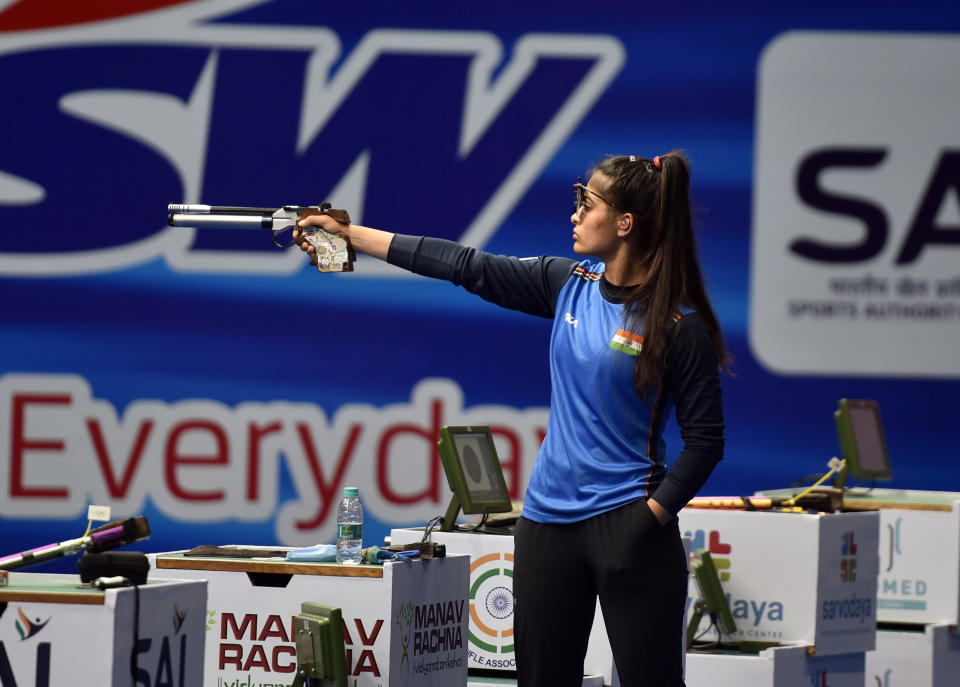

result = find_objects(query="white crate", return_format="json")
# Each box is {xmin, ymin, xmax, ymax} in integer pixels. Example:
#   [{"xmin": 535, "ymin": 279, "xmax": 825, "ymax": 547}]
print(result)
[
  {"xmin": 865, "ymin": 623, "xmax": 960, "ymax": 687},
  {"xmin": 389, "ymin": 529, "xmax": 531, "ymax": 675},
  {"xmin": 468, "ymin": 677, "xmax": 603, "ymax": 687},
  {"xmin": 686, "ymin": 645, "xmax": 864, "ymax": 687},
  {"xmin": 0, "ymin": 573, "xmax": 207, "ymax": 686},
  {"xmin": 391, "ymin": 527, "xmax": 691, "ymax": 686},
  {"xmin": 873, "ymin": 499, "xmax": 960, "ymax": 624},
  {"xmin": 678, "ymin": 509, "xmax": 879, "ymax": 655},
  {"xmin": 149, "ymin": 551, "xmax": 469, "ymax": 687}
]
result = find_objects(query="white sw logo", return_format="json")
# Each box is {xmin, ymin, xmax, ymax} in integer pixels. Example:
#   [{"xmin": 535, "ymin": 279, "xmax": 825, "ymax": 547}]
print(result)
[{"xmin": 0, "ymin": 0, "xmax": 625, "ymax": 277}]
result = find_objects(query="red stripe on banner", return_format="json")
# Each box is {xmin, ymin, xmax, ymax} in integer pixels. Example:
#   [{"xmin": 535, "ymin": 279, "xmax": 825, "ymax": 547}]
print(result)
[{"xmin": 0, "ymin": 0, "xmax": 198, "ymax": 32}]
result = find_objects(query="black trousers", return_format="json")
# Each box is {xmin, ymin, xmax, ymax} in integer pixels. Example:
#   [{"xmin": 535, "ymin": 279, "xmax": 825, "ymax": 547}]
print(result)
[{"xmin": 512, "ymin": 498, "xmax": 688, "ymax": 687}]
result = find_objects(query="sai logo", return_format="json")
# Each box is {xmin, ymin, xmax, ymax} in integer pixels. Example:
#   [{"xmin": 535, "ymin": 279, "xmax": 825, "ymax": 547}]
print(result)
[
  {"xmin": 131, "ymin": 602, "xmax": 193, "ymax": 687},
  {"xmin": 14, "ymin": 608, "xmax": 50, "ymax": 640},
  {"xmin": 685, "ymin": 529, "xmax": 732, "ymax": 581},
  {"xmin": 466, "ymin": 551, "xmax": 516, "ymax": 669},
  {"xmin": 0, "ymin": 608, "xmax": 52, "ymax": 686},
  {"xmin": 750, "ymin": 32, "xmax": 960, "ymax": 378}
]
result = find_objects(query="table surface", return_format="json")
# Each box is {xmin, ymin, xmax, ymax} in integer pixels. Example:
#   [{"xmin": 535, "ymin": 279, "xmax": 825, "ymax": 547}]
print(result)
[
  {"xmin": 1, "ymin": 573, "xmax": 110, "ymax": 605},
  {"xmin": 1, "ymin": 554, "xmax": 390, "ymax": 605},
  {"xmin": 155, "ymin": 552, "xmax": 385, "ymax": 578},
  {"xmin": 758, "ymin": 487, "xmax": 960, "ymax": 512}
]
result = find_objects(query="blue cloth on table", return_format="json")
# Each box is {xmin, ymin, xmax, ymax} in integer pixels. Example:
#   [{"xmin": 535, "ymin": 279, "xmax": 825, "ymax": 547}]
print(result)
[{"xmin": 285, "ymin": 544, "xmax": 337, "ymax": 562}]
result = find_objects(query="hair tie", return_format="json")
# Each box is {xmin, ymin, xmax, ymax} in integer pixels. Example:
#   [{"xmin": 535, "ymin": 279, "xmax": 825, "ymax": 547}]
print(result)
[
  {"xmin": 653, "ymin": 155, "xmax": 661, "ymax": 169},
  {"xmin": 629, "ymin": 155, "xmax": 637, "ymax": 162}
]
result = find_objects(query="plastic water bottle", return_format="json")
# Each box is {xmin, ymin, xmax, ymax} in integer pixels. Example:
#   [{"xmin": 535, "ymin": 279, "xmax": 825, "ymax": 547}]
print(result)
[{"xmin": 336, "ymin": 486, "xmax": 363, "ymax": 565}]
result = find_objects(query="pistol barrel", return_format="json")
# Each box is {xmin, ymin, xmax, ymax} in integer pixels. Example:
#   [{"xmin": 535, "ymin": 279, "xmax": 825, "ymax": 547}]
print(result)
[{"xmin": 168, "ymin": 213, "xmax": 276, "ymax": 229}]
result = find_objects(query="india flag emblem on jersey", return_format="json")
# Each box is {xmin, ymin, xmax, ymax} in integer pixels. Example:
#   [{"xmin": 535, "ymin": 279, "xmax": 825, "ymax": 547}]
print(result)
[{"xmin": 609, "ymin": 329, "xmax": 643, "ymax": 356}]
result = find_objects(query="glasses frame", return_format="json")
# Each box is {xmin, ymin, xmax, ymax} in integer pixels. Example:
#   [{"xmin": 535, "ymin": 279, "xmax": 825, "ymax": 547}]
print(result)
[{"xmin": 573, "ymin": 176, "xmax": 621, "ymax": 215}]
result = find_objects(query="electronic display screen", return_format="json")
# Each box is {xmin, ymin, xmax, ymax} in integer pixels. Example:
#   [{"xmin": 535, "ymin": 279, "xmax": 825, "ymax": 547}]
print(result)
[
  {"xmin": 437, "ymin": 425, "xmax": 513, "ymax": 530},
  {"xmin": 452, "ymin": 431, "xmax": 505, "ymax": 504},
  {"xmin": 848, "ymin": 405, "xmax": 889, "ymax": 476},
  {"xmin": 835, "ymin": 399, "xmax": 892, "ymax": 482}
]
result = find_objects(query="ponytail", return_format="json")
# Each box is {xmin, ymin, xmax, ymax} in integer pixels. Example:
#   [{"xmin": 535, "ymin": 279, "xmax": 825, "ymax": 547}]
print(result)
[{"xmin": 591, "ymin": 151, "xmax": 730, "ymax": 400}]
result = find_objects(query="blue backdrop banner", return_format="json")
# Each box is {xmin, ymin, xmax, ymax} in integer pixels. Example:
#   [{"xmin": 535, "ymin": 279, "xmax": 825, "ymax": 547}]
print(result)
[{"xmin": 1, "ymin": 0, "xmax": 958, "ymax": 568}]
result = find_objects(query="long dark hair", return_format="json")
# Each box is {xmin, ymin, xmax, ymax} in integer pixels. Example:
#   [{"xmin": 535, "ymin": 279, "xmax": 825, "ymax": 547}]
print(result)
[{"xmin": 591, "ymin": 151, "xmax": 730, "ymax": 398}]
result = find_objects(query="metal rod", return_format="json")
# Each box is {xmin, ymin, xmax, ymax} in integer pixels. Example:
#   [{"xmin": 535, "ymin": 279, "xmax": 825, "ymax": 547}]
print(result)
[{"xmin": 168, "ymin": 214, "xmax": 275, "ymax": 229}]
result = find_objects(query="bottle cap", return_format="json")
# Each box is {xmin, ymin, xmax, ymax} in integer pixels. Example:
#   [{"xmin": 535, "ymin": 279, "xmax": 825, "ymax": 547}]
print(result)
[{"xmin": 344, "ymin": 487, "xmax": 359, "ymax": 498}]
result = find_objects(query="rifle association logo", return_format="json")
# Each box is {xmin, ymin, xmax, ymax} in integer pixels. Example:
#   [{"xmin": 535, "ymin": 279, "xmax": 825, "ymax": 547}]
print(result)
[{"xmin": 467, "ymin": 551, "xmax": 516, "ymax": 669}]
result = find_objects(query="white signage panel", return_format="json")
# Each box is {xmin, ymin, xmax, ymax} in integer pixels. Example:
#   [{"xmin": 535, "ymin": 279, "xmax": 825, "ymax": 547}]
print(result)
[
  {"xmin": 686, "ymin": 645, "xmax": 865, "ymax": 687},
  {"xmin": 392, "ymin": 527, "xmax": 690, "ymax": 686},
  {"xmin": 751, "ymin": 31, "xmax": 960, "ymax": 376},
  {"xmin": 0, "ymin": 574, "xmax": 207, "ymax": 686},
  {"xmin": 148, "ymin": 553, "xmax": 468, "ymax": 687},
  {"xmin": 876, "ymin": 501, "xmax": 960, "ymax": 624},
  {"xmin": 865, "ymin": 624, "xmax": 960, "ymax": 687},
  {"xmin": 679, "ymin": 509, "xmax": 878, "ymax": 654},
  {"xmin": 389, "ymin": 529, "xmax": 524, "ymax": 674}
]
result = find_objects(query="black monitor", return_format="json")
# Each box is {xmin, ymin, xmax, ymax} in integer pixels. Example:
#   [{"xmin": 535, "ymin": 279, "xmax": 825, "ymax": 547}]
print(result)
[
  {"xmin": 436, "ymin": 425, "xmax": 513, "ymax": 531},
  {"xmin": 834, "ymin": 399, "xmax": 892, "ymax": 488},
  {"xmin": 687, "ymin": 548, "xmax": 737, "ymax": 649},
  {"xmin": 293, "ymin": 602, "xmax": 347, "ymax": 687}
]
